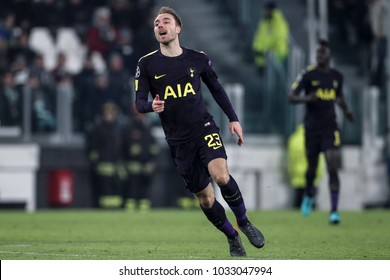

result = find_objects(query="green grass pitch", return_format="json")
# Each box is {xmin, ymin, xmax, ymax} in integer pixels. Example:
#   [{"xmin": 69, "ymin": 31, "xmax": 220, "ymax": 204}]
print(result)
[{"xmin": 0, "ymin": 209, "xmax": 389, "ymax": 260}]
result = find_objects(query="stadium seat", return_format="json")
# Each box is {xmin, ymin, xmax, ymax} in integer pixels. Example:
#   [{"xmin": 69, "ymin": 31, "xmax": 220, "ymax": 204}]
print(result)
[
  {"xmin": 56, "ymin": 28, "xmax": 86, "ymax": 74},
  {"xmin": 91, "ymin": 51, "xmax": 107, "ymax": 73},
  {"xmin": 29, "ymin": 27, "xmax": 57, "ymax": 71}
]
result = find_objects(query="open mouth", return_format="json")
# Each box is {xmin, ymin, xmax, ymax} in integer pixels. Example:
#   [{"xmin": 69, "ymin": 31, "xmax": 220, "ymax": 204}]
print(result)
[{"xmin": 159, "ymin": 31, "xmax": 167, "ymax": 36}]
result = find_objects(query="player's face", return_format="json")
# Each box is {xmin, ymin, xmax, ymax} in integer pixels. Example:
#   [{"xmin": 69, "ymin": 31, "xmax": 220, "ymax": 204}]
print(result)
[
  {"xmin": 154, "ymin": 13, "xmax": 181, "ymax": 45},
  {"xmin": 316, "ymin": 45, "xmax": 331, "ymax": 67}
]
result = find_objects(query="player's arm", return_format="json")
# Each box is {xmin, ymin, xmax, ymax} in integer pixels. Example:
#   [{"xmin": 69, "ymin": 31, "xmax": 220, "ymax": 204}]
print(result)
[
  {"xmin": 206, "ymin": 77, "xmax": 244, "ymax": 145},
  {"xmin": 336, "ymin": 90, "xmax": 354, "ymax": 122},
  {"xmin": 229, "ymin": 121, "xmax": 244, "ymax": 146},
  {"xmin": 134, "ymin": 60, "xmax": 153, "ymax": 113},
  {"xmin": 288, "ymin": 70, "xmax": 316, "ymax": 104},
  {"xmin": 200, "ymin": 57, "xmax": 243, "ymax": 145},
  {"xmin": 135, "ymin": 90, "xmax": 153, "ymax": 113},
  {"xmin": 200, "ymin": 59, "xmax": 238, "ymax": 122},
  {"xmin": 209, "ymin": 85, "xmax": 244, "ymax": 145},
  {"xmin": 204, "ymin": 78, "xmax": 239, "ymax": 122},
  {"xmin": 334, "ymin": 73, "xmax": 354, "ymax": 122},
  {"xmin": 288, "ymin": 90, "xmax": 317, "ymax": 104}
]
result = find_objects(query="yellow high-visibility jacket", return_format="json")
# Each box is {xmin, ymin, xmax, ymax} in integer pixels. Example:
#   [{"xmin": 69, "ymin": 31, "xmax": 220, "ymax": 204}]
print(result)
[
  {"xmin": 287, "ymin": 124, "xmax": 325, "ymax": 188},
  {"xmin": 252, "ymin": 9, "xmax": 289, "ymax": 67}
]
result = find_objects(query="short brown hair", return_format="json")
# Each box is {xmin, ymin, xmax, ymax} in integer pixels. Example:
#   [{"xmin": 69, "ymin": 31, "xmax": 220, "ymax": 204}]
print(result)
[{"xmin": 157, "ymin": 6, "xmax": 182, "ymax": 27}]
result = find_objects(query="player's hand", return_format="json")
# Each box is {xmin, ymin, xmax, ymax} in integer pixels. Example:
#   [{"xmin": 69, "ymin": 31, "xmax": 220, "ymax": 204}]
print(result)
[
  {"xmin": 230, "ymin": 121, "xmax": 244, "ymax": 146},
  {"xmin": 345, "ymin": 111, "xmax": 354, "ymax": 122},
  {"xmin": 152, "ymin": 94, "xmax": 165, "ymax": 113}
]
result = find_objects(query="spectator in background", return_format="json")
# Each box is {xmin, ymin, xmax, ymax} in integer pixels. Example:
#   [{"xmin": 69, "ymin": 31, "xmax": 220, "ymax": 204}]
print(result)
[
  {"xmin": 73, "ymin": 52, "xmax": 96, "ymax": 132},
  {"xmin": 27, "ymin": 74, "xmax": 56, "ymax": 133},
  {"xmin": 0, "ymin": 71, "xmax": 22, "ymax": 127},
  {"xmin": 86, "ymin": 72, "xmax": 121, "ymax": 127},
  {"xmin": 121, "ymin": 104, "xmax": 159, "ymax": 211},
  {"xmin": 111, "ymin": 28, "xmax": 139, "ymax": 76},
  {"xmin": 11, "ymin": 55, "xmax": 30, "ymax": 88},
  {"xmin": 0, "ymin": 12, "xmax": 16, "ymax": 41},
  {"xmin": 30, "ymin": 53, "xmax": 55, "ymax": 90},
  {"xmin": 107, "ymin": 52, "xmax": 131, "ymax": 117},
  {"xmin": 51, "ymin": 52, "xmax": 72, "ymax": 83},
  {"xmin": 86, "ymin": 6, "xmax": 119, "ymax": 60},
  {"xmin": 8, "ymin": 32, "xmax": 36, "ymax": 66},
  {"xmin": 252, "ymin": 1, "xmax": 289, "ymax": 74},
  {"xmin": 86, "ymin": 101, "xmax": 124, "ymax": 208},
  {"xmin": 0, "ymin": 37, "xmax": 9, "ymax": 75},
  {"xmin": 368, "ymin": 0, "xmax": 388, "ymax": 88}
]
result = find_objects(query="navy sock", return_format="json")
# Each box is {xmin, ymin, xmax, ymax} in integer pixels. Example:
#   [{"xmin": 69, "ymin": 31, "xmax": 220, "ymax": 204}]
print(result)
[
  {"xmin": 329, "ymin": 171, "xmax": 340, "ymax": 212},
  {"xmin": 305, "ymin": 167, "xmax": 317, "ymax": 197},
  {"xmin": 201, "ymin": 199, "xmax": 237, "ymax": 239},
  {"xmin": 330, "ymin": 191, "xmax": 339, "ymax": 212},
  {"xmin": 220, "ymin": 175, "xmax": 248, "ymax": 226}
]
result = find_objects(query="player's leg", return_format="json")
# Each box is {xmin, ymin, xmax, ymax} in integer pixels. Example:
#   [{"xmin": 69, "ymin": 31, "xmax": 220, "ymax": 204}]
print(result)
[
  {"xmin": 169, "ymin": 140, "xmax": 245, "ymax": 256},
  {"xmin": 305, "ymin": 151, "xmax": 320, "ymax": 197},
  {"xmin": 322, "ymin": 129, "xmax": 342, "ymax": 224},
  {"xmin": 301, "ymin": 130, "xmax": 320, "ymax": 216},
  {"xmin": 300, "ymin": 151, "xmax": 320, "ymax": 216},
  {"xmin": 195, "ymin": 183, "xmax": 246, "ymax": 256},
  {"xmin": 208, "ymin": 158, "xmax": 247, "ymax": 223},
  {"xmin": 324, "ymin": 148, "xmax": 341, "ymax": 224},
  {"xmin": 208, "ymin": 158, "xmax": 265, "ymax": 249},
  {"xmin": 195, "ymin": 184, "xmax": 237, "ymax": 238}
]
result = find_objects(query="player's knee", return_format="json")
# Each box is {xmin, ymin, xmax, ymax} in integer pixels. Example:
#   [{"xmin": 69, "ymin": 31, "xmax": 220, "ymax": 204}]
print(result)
[
  {"xmin": 329, "ymin": 184, "xmax": 339, "ymax": 192},
  {"xmin": 197, "ymin": 195, "xmax": 215, "ymax": 208},
  {"xmin": 327, "ymin": 164, "xmax": 338, "ymax": 174},
  {"xmin": 328, "ymin": 170, "xmax": 339, "ymax": 190},
  {"xmin": 212, "ymin": 173, "xmax": 230, "ymax": 186},
  {"xmin": 195, "ymin": 189, "xmax": 215, "ymax": 208}
]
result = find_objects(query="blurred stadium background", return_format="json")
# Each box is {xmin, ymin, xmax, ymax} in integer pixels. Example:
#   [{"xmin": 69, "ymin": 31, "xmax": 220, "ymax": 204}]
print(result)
[{"xmin": 0, "ymin": 0, "xmax": 389, "ymax": 212}]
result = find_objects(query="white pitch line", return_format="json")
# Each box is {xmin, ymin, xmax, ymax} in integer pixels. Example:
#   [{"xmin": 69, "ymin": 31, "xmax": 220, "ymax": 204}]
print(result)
[{"xmin": 0, "ymin": 251, "xmax": 102, "ymax": 258}]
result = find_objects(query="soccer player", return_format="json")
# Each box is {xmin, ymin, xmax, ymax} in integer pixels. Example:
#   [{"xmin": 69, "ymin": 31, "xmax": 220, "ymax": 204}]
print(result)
[
  {"xmin": 288, "ymin": 39, "xmax": 354, "ymax": 224},
  {"xmin": 134, "ymin": 6, "xmax": 265, "ymax": 256}
]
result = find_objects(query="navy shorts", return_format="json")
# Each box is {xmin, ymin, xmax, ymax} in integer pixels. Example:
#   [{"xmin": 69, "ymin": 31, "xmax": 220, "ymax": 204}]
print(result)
[
  {"xmin": 305, "ymin": 128, "xmax": 341, "ymax": 156},
  {"xmin": 168, "ymin": 121, "xmax": 227, "ymax": 193}
]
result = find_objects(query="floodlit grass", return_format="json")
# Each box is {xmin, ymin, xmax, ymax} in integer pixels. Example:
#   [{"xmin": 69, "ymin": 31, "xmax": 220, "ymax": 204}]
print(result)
[{"xmin": 0, "ymin": 209, "xmax": 389, "ymax": 260}]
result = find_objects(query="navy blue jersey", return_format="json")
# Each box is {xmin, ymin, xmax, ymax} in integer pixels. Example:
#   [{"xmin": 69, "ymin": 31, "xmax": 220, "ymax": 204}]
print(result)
[
  {"xmin": 291, "ymin": 65, "xmax": 343, "ymax": 131},
  {"xmin": 134, "ymin": 47, "xmax": 238, "ymax": 144}
]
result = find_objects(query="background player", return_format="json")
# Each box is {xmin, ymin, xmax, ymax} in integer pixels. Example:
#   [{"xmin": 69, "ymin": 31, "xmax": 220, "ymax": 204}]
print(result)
[
  {"xmin": 288, "ymin": 39, "xmax": 354, "ymax": 224},
  {"xmin": 134, "ymin": 6, "xmax": 265, "ymax": 256}
]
